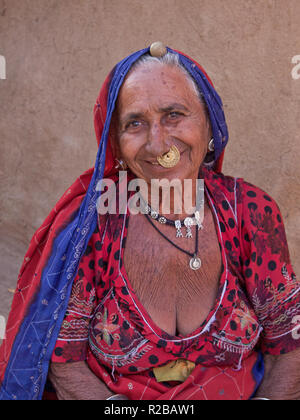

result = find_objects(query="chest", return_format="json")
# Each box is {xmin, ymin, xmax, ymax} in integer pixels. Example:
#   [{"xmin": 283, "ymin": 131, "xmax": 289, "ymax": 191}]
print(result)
[{"xmin": 122, "ymin": 206, "xmax": 223, "ymax": 337}]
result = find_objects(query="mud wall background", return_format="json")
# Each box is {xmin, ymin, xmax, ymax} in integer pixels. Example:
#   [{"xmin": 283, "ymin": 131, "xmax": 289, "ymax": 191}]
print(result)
[{"xmin": 0, "ymin": 0, "xmax": 299, "ymax": 321}]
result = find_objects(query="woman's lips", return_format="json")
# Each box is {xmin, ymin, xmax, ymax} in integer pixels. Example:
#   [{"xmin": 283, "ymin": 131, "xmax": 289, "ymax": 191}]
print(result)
[{"xmin": 145, "ymin": 161, "xmax": 160, "ymax": 166}]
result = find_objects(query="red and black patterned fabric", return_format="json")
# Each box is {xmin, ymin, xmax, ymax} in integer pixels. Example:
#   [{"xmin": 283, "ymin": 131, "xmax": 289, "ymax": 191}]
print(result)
[{"xmin": 52, "ymin": 168, "xmax": 300, "ymax": 400}]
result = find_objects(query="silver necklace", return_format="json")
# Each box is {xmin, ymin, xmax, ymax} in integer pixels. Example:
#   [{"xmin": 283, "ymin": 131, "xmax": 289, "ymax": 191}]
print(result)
[{"xmin": 142, "ymin": 203, "xmax": 204, "ymax": 239}]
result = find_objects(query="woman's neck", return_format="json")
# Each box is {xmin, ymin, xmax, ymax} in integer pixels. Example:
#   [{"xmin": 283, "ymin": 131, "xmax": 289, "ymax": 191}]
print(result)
[{"xmin": 144, "ymin": 176, "xmax": 204, "ymax": 221}]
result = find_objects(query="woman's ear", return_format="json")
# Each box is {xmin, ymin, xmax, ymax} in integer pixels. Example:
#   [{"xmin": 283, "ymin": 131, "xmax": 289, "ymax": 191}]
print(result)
[{"xmin": 203, "ymin": 119, "xmax": 215, "ymax": 165}]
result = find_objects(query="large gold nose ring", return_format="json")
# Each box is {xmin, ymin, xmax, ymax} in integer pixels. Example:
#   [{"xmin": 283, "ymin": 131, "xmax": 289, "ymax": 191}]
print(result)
[{"xmin": 157, "ymin": 145, "xmax": 180, "ymax": 168}]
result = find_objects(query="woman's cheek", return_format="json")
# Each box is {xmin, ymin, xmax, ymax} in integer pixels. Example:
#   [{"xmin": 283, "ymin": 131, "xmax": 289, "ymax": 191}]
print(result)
[{"xmin": 119, "ymin": 140, "xmax": 140, "ymax": 164}]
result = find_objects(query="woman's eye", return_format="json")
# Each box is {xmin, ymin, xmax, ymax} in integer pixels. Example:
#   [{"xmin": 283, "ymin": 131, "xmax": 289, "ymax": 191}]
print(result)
[
  {"xmin": 126, "ymin": 120, "xmax": 141, "ymax": 129},
  {"xmin": 168, "ymin": 111, "xmax": 182, "ymax": 119}
]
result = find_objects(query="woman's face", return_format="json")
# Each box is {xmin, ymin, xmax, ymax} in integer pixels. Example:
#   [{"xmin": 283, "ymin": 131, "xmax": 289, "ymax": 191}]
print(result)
[{"xmin": 115, "ymin": 63, "xmax": 211, "ymax": 184}]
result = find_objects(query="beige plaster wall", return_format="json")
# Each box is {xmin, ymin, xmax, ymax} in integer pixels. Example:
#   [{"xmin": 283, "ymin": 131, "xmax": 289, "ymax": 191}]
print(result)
[{"xmin": 0, "ymin": 0, "xmax": 299, "ymax": 321}]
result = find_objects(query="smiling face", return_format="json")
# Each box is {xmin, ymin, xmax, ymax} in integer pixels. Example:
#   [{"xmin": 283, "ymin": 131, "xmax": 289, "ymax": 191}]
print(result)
[{"xmin": 114, "ymin": 63, "xmax": 211, "ymax": 184}]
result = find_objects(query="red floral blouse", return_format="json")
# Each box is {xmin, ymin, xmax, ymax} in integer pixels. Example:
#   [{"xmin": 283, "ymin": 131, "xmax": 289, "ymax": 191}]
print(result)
[{"xmin": 51, "ymin": 168, "xmax": 300, "ymax": 400}]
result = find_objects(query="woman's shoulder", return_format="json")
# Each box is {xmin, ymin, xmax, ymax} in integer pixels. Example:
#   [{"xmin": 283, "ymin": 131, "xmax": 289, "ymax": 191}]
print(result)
[
  {"xmin": 208, "ymin": 168, "xmax": 280, "ymax": 211},
  {"xmin": 238, "ymin": 179, "xmax": 282, "ymax": 217},
  {"xmin": 240, "ymin": 179, "xmax": 276, "ymax": 202}
]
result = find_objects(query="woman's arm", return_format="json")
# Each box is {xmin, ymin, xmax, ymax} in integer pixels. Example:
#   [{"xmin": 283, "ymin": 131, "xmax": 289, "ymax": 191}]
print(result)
[
  {"xmin": 254, "ymin": 348, "xmax": 300, "ymax": 400},
  {"xmin": 49, "ymin": 361, "xmax": 114, "ymax": 400}
]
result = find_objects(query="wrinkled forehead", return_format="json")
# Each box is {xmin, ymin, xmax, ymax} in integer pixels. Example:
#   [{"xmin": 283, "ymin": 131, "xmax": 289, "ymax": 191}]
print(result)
[{"xmin": 114, "ymin": 62, "xmax": 208, "ymax": 126}]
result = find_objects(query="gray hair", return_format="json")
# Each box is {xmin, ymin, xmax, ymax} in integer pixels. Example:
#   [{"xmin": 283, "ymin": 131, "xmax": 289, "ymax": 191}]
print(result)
[{"xmin": 129, "ymin": 52, "xmax": 205, "ymax": 105}]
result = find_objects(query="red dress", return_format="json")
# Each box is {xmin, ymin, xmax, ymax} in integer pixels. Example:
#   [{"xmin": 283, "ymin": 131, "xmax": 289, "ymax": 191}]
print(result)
[{"xmin": 51, "ymin": 168, "xmax": 300, "ymax": 400}]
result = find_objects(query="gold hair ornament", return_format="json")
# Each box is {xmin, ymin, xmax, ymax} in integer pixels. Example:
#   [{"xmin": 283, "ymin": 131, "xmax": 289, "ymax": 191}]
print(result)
[{"xmin": 150, "ymin": 41, "xmax": 167, "ymax": 58}]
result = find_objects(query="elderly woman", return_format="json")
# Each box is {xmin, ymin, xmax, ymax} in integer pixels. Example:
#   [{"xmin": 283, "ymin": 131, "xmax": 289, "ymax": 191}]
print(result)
[{"xmin": 1, "ymin": 43, "xmax": 300, "ymax": 401}]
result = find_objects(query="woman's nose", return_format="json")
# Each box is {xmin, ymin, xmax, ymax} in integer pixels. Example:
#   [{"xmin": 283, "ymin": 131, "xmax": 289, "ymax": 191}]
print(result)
[{"xmin": 145, "ymin": 122, "xmax": 168, "ymax": 156}]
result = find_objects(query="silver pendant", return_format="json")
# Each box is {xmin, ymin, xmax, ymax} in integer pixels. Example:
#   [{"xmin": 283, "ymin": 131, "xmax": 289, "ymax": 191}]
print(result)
[
  {"xmin": 158, "ymin": 216, "xmax": 167, "ymax": 224},
  {"xmin": 194, "ymin": 211, "xmax": 203, "ymax": 230},
  {"xmin": 143, "ymin": 204, "xmax": 151, "ymax": 214},
  {"xmin": 175, "ymin": 220, "xmax": 183, "ymax": 237},
  {"xmin": 184, "ymin": 217, "xmax": 193, "ymax": 238},
  {"xmin": 190, "ymin": 256, "xmax": 202, "ymax": 270},
  {"xmin": 150, "ymin": 210, "xmax": 159, "ymax": 220}
]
